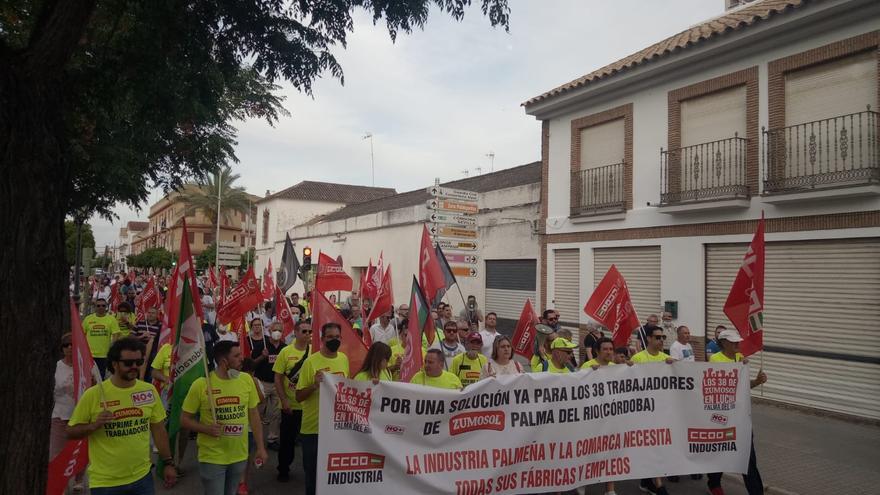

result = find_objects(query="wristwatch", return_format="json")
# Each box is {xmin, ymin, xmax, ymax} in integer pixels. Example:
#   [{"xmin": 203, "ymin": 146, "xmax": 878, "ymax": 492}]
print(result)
[{"xmin": 163, "ymin": 457, "xmax": 175, "ymax": 467}]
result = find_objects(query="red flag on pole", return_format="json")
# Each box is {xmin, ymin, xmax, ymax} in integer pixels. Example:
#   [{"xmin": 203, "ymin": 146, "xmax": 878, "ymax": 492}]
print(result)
[
  {"xmin": 217, "ymin": 266, "xmax": 262, "ymax": 326},
  {"xmin": 218, "ymin": 265, "xmax": 228, "ymax": 307},
  {"xmin": 135, "ymin": 277, "xmax": 162, "ymax": 322},
  {"xmin": 206, "ymin": 264, "xmax": 218, "ymax": 290},
  {"xmin": 275, "ymin": 284, "xmax": 297, "ymax": 342},
  {"xmin": 401, "ymin": 277, "xmax": 430, "ymax": 383},
  {"xmin": 314, "ymin": 252, "xmax": 353, "ymax": 293},
  {"xmin": 583, "ymin": 265, "xmax": 642, "ymax": 349},
  {"xmin": 109, "ymin": 282, "xmax": 121, "ymax": 313},
  {"xmin": 310, "ymin": 290, "xmax": 367, "ymax": 377},
  {"xmin": 157, "ymin": 221, "xmax": 204, "ymax": 348},
  {"xmin": 511, "ymin": 299, "xmax": 540, "ymax": 359},
  {"xmin": 232, "ymin": 316, "xmax": 251, "ymax": 357},
  {"xmin": 371, "ymin": 252, "xmax": 384, "ymax": 296},
  {"xmin": 46, "ymin": 300, "xmax": 95, "ymax": 495},
  {"xmin": 361, "ymin": 259, "xmax": 376, "ymax": 301},
  {"xmin": 418, "ymin": 225, "xmax": 446, "ymax": 304},
  {"xmin": 262, "ymin": 259, "xmax": 275, "ymax": 300},
  {"xmin": 724, "ymin": 215, "xmax": 765, "ymax": 357},
  {"xmin": 366, "ymin": 265, "xmax": 393, "ymax": 324}
]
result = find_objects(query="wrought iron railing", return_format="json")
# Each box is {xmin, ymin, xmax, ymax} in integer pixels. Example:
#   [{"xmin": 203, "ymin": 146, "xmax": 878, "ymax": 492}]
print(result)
[
  {"xmin": 660, "ymin": 135, "xmax": 750, "ymax": 204},
  {"xmin": 571, "ymin": 162, "xmax": 625, "ymax": 215},
  {"xmin": 764, "ymin": 107, "xmax": 879, "ymax": 193}
]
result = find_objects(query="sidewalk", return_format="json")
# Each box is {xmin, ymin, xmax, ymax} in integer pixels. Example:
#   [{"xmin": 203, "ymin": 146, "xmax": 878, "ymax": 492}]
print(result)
[{"xmin": 151, "ymin": 400, "xmax": 879, "ymax": 494}]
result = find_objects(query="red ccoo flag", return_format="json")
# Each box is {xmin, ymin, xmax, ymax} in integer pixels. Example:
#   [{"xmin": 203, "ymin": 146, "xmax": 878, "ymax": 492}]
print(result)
[
  {"xmin": 206, "ymin": 264, "xmax": 218, "ymax": 290},
  {"xmin": 275, "ymin": 284, "xmax": 297, "ymax": 342},
  {"xmin": 418, "ymin": 224, "xmax": 446, "ymax": 304},
  {"xmin": 135, "ymin": 277, "xmax": 162, "ymax": 322},
  {"xmin": 262, "ymin": 259, "xmax": 275, "ymax": 300},
  {"xmin": 232, "ymin": 316, "xmax": 251, "ymax": 357},
  {"xmin": 310, "ymin": 290, "xmax": 367, "ymax": 377},
  {"xmin": 583, "ymin": 265, "xmax": 642, "ymax": 349},
  {"xmin": 724, "ymin": 215, "xmax": 765, "ymax": 356},
  {"xmin": 314, "ymin": 251, "xmax": 353, "ymax": 293},
  {"xmin": 511, "ymin": 299, "xmax": 540, "ymax": 359},
  {"xmin": 359, "ymin": 259, "xmax": 375, "ymax": 300},
  {"xmin": 217, "ymin": 266, "xmax": 262, "ymax": 326},
  {"xmin": 366, "ymin": 264, "xmax": 393, "ymax": 325}
]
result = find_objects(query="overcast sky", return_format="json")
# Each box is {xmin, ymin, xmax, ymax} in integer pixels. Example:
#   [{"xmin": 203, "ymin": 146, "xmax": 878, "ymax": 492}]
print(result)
[{"xmin": 91, "ymin": 0, "xmax": 722, "ymax": 248}]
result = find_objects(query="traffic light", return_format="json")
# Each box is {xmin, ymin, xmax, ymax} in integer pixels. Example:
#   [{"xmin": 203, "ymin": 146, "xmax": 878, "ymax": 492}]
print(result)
[{"xmin": 302, "ymin": 247, "xmax": 312, "ymax": 270}]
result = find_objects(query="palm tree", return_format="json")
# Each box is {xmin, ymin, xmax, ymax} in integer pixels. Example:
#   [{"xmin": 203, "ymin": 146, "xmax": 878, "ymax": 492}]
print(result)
[{"xmin": 177, "ymin": 167, "xmax": 252, "ymax": 226}]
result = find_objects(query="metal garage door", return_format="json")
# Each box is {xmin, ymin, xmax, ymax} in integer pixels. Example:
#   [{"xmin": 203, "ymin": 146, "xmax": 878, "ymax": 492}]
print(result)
[
  {"xmin": 552, "ymin": 249, "xmax": 581, "ymax": 336},
  {"xmin": 485, "ymin": 259, "xmax": 537, "ymax": 336},
  {"xmin": 594, "ymin": 246, "xmax": 662, "ymax": 321},
  {"xmin": 706, "ymin": 238, "xmax": 880, "ymax": 419}
]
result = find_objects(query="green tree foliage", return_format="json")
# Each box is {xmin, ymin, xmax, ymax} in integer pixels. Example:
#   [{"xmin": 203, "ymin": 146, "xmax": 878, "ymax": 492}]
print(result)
[
  {"xmin": 196, "ymin": 243, "xmax": 217, "ymax": 270},
  {"xmin": 126, "ymin": 247, "xmax": 175, "ymax": 270},
  {"xmin": 178, "ymin": 167, "xmax": 252, "ymax": 226},
  {"xmin": 93, "ymin": 254, "xmax": 112, "ymax": 270},
  {"xmin": 64, "ymin": 221, "xmax": 95, "ymax": 266},
  {"xmin": 240, "ymin": 247, "xmax": 255, "ymax": 270}
]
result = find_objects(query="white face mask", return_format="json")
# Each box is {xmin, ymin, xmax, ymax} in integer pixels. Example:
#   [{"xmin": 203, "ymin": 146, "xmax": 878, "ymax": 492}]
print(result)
[
  {"xmin": 228, "ymin": 369, "xmax": 240, "ymax": 379},
  {"xmin": 271, "ymin": 331, "xmax": 282, "ymax": 341}
]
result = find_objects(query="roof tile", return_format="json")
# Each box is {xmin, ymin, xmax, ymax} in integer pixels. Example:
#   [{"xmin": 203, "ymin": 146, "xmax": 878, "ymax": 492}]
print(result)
[{"xmin": 258, "ymin": 181, "xmax": 396, "ymax": 205}]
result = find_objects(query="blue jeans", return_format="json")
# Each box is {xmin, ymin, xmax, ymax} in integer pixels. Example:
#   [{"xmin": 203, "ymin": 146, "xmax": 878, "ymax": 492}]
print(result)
[
  {"xmin": 199, "ymin": 461, "xmax": 246, "ymax": 495},
  {"xmin": 91, "ymin": 472, "xmax": 154, "ymax": 495}
]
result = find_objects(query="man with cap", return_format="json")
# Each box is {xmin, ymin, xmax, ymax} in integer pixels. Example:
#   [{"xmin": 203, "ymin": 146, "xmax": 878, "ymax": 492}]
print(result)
[
  {"xmin": 450, "ymin": 332, "xmax": 488, "ymax": 387},
  {"xmin": 706, "ymin": 329, "xmax": 768, "ymax": 495},
  {"xmin": 546, "ymin": 337, "xmax": 577, "ymax": 373}
]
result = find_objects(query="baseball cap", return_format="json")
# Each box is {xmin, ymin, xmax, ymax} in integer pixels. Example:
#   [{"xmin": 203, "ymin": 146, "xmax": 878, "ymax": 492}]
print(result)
[
  {"xmin": 718, "ymin": 329, "xmax": 743, "ymax": 342},
  {"xmin": 551, "ymin": 338, "xmax": 577, "ymax": 350},
  {"xmin": 466, "ymin": 332, "xmax": 482, "ymax": 343}
]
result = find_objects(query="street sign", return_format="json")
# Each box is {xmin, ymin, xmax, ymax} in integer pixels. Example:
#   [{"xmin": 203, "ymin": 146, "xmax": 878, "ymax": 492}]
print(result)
[
  {"xmin": 426, "ymin": 186, "xmax": 478, "ymax": 202},
  {"xmin": 429, "ymin": 224, "xmax": 477, "ymax": 239},
  {"xmin": 445, "ymin": 253, "xmax": 478, "ymax": 264},
  {"xmin": 217, "ymin": 241, "xmax": 240, "ymax": 264},
  {"xmin": 435, "ymin": 239, "xmax": 478, "ymax": 251},
  {"xmin": 450, "ymin": 266, "xmax": 478, "ymax": 277},
  {"xmin": 427, "ymin": 212, "xmax": 477, "ymax": 226},
  {"xmin": 426, "ymin": 198, "xmax": 478, "ymax": 215}
]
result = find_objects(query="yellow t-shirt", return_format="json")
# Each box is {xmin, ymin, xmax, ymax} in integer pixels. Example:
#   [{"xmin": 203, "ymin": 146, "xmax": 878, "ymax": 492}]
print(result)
[
  {"xmin": 353, "ymin": 369, "xmax": 393, "ymax": 382},
  {"xmin": 709, "ymin": 352, "xmax": 744, "ymax": 363},
  {"xmin": 68, "ymin": 379, "xmax": 165, "ymax": 488},
  {"xmin": 631, "ymin": 350, "xmax": 670, "ymax": 363},
  {"xmin": 271, "ymin": 344, "xmax": 309, "ymax": 410},
  {"xmin": 295, "ymin": 351, "xmax": 349, "ymax": 435},
  {"xmin": 450, "ymin": 353, "xmax": 488, "ymax": 386},
  {"xmin": 82, "ymin": 314, "xmax": 121, "ymax": 358},
  {"xmin": 581, "ymin": 359, "xmax": 616, "ymax": 369},
  {"xmin": 409, "ymin": 370, "xmax": 462, "ymax": 389},
  {"xmin": 546, "ymin": 361, "xmax": 571, "ymax": 373},
  {"xmin": 390, "ymin": 344, "xmax": 426, "ymax": 381},
  {"xmin": 182, "ymin": 371, "xmax": 259, "ymax": 465},
  {"xmin": 151, "ymin": 344, "xmax": 172, "ymax": 378},
  {"xmin": 421, "ymin": 328, "xmax": 445, "ymax": 350},
  {"xmin": 530, "ymin": 354, "xmax": 548, "ymax": 372},
  {"xmin": 114, "ymin": 312, "xmax": 137, "ymax": 337}
]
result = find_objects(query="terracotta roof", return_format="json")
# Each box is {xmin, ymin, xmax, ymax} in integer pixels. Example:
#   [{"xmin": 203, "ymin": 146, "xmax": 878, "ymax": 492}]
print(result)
[
  {"xmin": 312, "ymin": 161, "xmax": 542, "ymax": 224},
  {"xmin": 524, "ymin": 0, "xmax": 806, "ymax": 107},
  {"xmin": 126, "ymin": 221, "xmax": 149, "ymax": 231},
  {"xmin": 258, "ymin": 181, "xmax": 396, "ymax": 204}
]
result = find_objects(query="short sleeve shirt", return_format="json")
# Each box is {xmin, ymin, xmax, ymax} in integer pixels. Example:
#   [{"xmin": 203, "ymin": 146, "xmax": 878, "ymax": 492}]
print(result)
[
  {"xmin": 271, "ymin": 344, "xmax": 309, "ymax": 409},
  {"xmin": 295, "ymin": 352, "xmax": 349, "ymax": 434},
  {"xmin": 409, "ymin": 370, "xmax": 462, "ymax": 389},
  {"xmin": 82, "ymin": 314, "xmax": 121, "ymax": 358},
  {"xmin": 631, "ymin": 350, "xmax": 670, "ymax": 363}
]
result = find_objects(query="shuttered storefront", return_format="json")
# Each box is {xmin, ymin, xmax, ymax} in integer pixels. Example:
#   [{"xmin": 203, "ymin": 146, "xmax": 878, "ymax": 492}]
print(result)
[
  {"xmin": 706, "ymin": 238, "xmax": 880, "ymax": 419},
  {"xmin": 552, "ymin": 250, "xmax": 581, "ymax": 340},
  {"xmin": 485, "ymin": 259, "xmax": 537, "ymax": 336},
  {"xmin": 594, "ymin": 246, "xmax": 662, "ymax": 320}
]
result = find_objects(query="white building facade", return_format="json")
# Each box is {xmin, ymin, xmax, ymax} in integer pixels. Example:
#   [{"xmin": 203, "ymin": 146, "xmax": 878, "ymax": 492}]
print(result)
[
  {"xmin": 273, "ymin": 163, "xmax": 543, "ymax": 333},
  {"xmin": 526, "ymin": 0, "xmax": 879, "ymax": 419}
]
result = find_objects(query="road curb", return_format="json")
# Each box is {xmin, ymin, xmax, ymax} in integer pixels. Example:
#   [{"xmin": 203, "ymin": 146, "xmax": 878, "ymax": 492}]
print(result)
[{"xmin": 722, "ymin": 473, "xmax": 799, "ymax": 495}]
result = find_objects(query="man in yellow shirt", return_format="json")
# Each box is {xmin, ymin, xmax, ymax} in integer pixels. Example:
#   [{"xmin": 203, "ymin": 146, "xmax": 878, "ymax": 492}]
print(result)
[
  {"xmin": 272, "ymin": 320, "xmax": 311, "ymax": 482},
  {"xmin": 113, "ymin": 302, "xmax": 137, "ymax": 339},
  {"xmin": 181, "ymin": 341, "xmax": 268, "ymax": 495},
  {"xmin": 545, "ymin": 337, "xmax": 577, "ymax": 373},
  {"xmin": 582, "ymin": 337, "xmax": 616, "ymax": 370},
  {"xmin": 450, "ymin": 332, "xmax": 488, "ymax": 387},
  {"xmin": 68, "ymin": 338, "xmax": 177, "ymax": 492},
  {"xmin": 82, "ymin": 298, "xmax": 121, "ymax": 377},
  {"xmin": 630, "ymin": 325, "xmax": 675, "ymax": 364},
  {"xmin": 707, "ymin": 329, "xmax": 768, "ymax": 495},
  {"xmin": 295, "ymin": 322, "xmax": 349, "ymax": 495},
  {"xmin": 410, "ymin": 349, "xmax": 463, "ymax": 389}
]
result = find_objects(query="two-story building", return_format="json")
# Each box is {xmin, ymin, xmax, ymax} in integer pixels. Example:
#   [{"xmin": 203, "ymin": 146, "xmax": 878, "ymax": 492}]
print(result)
[
  {"xmin": 114, "ymin": 221, "xmax": 149, "ymax": 271},
  {"xmin": 525, "ymin": 0, "xmax": 879, "ymax": 419}
]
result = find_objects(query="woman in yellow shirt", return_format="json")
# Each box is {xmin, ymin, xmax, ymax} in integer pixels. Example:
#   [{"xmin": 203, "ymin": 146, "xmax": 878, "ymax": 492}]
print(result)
[{"xmin": 354, "ymin": 342, "xmax": 393, "ymax": 383}]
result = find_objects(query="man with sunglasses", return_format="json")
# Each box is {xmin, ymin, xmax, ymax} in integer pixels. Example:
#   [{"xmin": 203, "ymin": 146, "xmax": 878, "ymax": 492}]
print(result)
[
  {"xmin": 82, "ymin": 297, "xmax": 121, "ymax": 377},
  {"xmin": 272, "ymin": 320, "xmax": 312, "ymax": 482},
  {"xmin": 295, "ymin": 322, "xmax": 349, "ymax": 495},
  {"xmin": 542, "ymin": 309, "xmax": 561, "ymax": 332},
  {"xmin": 68, "ymin": 337, "xmax": 177, "ymax": 494}
]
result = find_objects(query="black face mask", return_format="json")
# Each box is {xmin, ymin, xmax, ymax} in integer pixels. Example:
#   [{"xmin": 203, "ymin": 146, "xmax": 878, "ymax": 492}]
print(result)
[{"xmin": 325, "ymin": 338, "xmax": 341, "ymax": 352}]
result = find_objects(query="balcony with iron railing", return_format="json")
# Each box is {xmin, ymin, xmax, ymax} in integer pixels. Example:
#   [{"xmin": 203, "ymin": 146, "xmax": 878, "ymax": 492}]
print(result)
[
  {"xmin": 763, "ymin": 107, "xmax": 879, "ymax": 195},
  {"xmin": 571, "ymin": 161, "xmax": 626, "ymax": 217},
  {"xmin": 660, "ymin": 135, "xmax": 750, "ymax": 206}
]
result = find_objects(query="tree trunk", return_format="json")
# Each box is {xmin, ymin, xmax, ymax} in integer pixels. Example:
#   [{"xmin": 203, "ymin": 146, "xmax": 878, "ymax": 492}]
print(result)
[{"xmin": 0, "ymin": 61, "xmax": 69, "ymax": 494}]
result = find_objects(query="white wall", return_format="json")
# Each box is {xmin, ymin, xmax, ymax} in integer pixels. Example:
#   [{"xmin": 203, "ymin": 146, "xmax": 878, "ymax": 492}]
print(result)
[{"xmin": 542, "ymin": 14, "xmax": 880, "ymax": 236}]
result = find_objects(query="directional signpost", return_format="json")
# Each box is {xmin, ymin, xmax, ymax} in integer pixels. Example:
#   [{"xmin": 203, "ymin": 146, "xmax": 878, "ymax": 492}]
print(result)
[
  {"xmin": 217, "ymin": 241, "xmax": 241, "ymax": 265},
  {"xmin": 426, "ymin": 198, "xmax": 478, "ymax": 215},
  {"xmin": 429, "ymin": 225, "xmax": 477, "ymax": 239},
  {"xmin": 427, "ymin": 182, "xmax": 480, "ymax": 277},
  {"xmin": 427, "ymin": 212, "xmax": 477, "ymax": 226},
  {"xmin": 451, "ymin": 266, "xmax": 478, "ymax": 278},
  {"xmin": 445, "ymin": 253, "xmax": 478, "ymax": 264},
  {"xmin": 426, "ymin": 186, "xmax": 479, "ymax": 202}
]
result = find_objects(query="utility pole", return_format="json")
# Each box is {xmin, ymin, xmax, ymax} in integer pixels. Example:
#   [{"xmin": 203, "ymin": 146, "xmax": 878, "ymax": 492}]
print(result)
[
  {"xmin": 363, "ymin": 132, "xmax": 375, "ymax": 186},
  {"xmin": 215, "ymin": 168, "xmax": 222, "ymax": 270},
  {"xmin": 486, "ymin": 152, "xmax": 495, "ymax": 172}
]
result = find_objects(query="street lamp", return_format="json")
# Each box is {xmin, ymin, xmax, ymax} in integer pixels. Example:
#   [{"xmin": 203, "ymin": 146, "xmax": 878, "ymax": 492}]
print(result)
[{"xmin": 362, "ymin": 132, "xmax": 375, "ymax": 186}]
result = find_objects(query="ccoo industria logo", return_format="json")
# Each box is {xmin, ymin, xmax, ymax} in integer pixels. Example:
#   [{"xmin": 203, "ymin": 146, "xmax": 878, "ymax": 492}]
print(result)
[
  {"xmin": 687, "ymin": 427, "xmax": 737, "ymax": 453},
  {"xmin": 701, "ymin": 367, "xmax": 739, "ymax": 411},
  {"xmin": 326, "ymin": 452, "xmax": 385, "ymax": 485},
  {"xmin": 333, "ymin": 382, "xmax": 372, "ymax": 434}
]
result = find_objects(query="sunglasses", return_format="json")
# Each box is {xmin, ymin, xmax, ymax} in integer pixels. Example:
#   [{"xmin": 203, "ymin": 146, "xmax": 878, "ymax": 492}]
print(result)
[
  {"xmin": 96, "ymin": 304, "xmax": 107, "ymax": 308},
  {"xmin": 547, "ymin": 317, "xmax": 559, "ymax": 321},
  {"xmin": 300, "ymin": 330, "xmax": 312, "ymax": 334},
  {"xmin": 118, "ymin": 359, "xmax": 145, "ymax": 367},
  {"xmin": 652, "ymin": 335, "xmax": 667, "ymax": 340}
]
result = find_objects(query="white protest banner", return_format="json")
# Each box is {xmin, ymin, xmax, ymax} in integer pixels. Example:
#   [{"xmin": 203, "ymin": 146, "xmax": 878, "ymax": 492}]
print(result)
[{"xmin": 318, "ymin": 362, "xmax": 751, "ymax": 494}]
